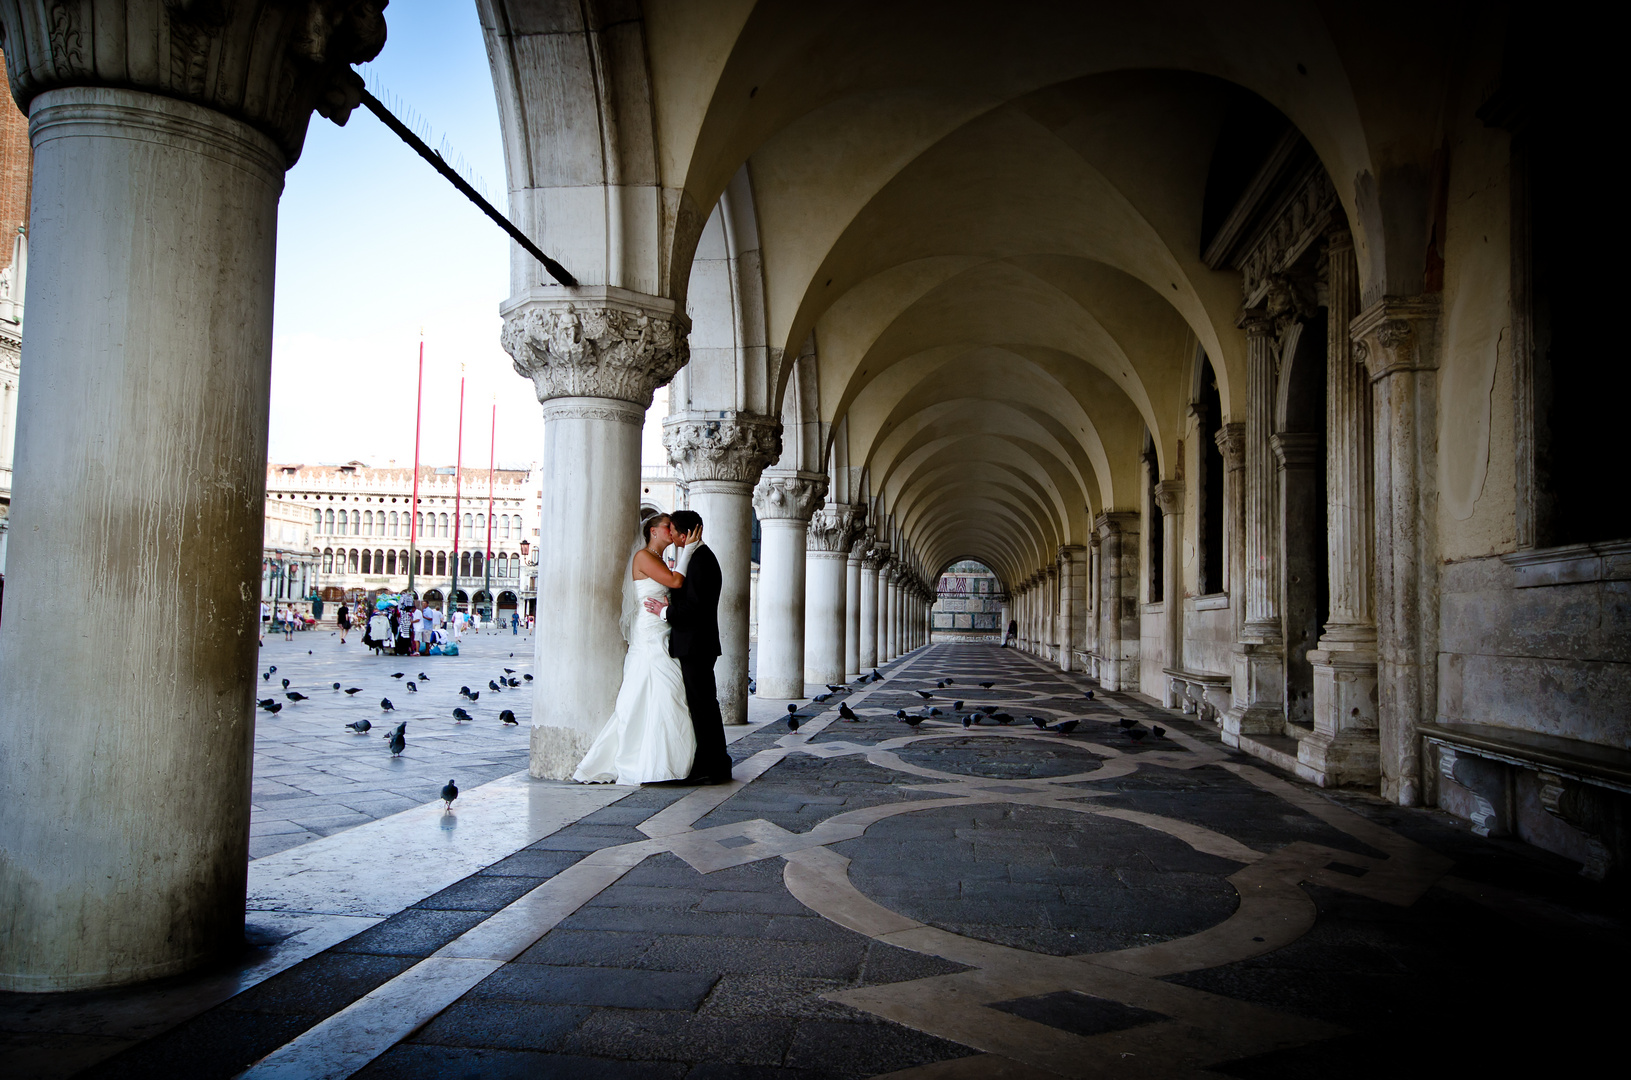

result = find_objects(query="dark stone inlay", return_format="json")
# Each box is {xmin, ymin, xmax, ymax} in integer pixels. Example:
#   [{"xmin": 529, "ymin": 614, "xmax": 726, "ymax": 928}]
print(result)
[
  {"xmin": 894, "ymin": 736, "xmax": 1104, "ymax": 780},
  {"xmin": 988, "ymin": 989, "xmax": 1170, "ymax": 1037}
]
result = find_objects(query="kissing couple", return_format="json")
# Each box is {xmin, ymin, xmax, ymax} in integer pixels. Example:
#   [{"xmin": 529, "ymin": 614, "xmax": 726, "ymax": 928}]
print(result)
[{"xmin": 573, "ymin": 510, "xmax": 734, "ymax": 786}]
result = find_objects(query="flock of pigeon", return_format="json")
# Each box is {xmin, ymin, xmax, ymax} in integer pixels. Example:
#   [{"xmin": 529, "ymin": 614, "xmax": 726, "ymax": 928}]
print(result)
[
  {"xmin": 783, "ymin": 671, "xmax": 1167, "ymax": 743},
  {"xmin": 254, "ymin": 650, "xmax": 538, "ymax": 812}
]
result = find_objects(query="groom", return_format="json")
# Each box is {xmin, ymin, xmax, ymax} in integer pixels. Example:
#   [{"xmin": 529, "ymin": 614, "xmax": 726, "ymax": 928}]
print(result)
[{"xmin": 645, "ymin": 510, "xmax": 732, "ymax": 783}]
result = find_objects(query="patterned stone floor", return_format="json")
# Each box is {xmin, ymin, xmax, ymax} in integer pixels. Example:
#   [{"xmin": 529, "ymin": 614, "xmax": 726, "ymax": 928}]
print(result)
[{"xmin": 3, "ymin": 643, "xmax": 1625, "ymax": 1078}]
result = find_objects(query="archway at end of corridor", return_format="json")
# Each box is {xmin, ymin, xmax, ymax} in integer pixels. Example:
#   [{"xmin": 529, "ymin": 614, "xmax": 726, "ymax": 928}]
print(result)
[{"xmin": 931, "ymin": 561, "xmax": 1007, "ymax": 644}]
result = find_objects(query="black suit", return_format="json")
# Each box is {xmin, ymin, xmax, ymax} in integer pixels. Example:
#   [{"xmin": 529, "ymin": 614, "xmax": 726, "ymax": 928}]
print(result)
[{"xmin": 666, "ymin": 543, "xmax": 731, "ymax": 780}]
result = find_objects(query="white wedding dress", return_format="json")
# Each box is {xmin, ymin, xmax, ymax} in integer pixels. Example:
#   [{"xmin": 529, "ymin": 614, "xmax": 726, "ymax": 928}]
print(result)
[{"xmin": 573, "ymin": 577, "xmax": 697, "ymax": 785}]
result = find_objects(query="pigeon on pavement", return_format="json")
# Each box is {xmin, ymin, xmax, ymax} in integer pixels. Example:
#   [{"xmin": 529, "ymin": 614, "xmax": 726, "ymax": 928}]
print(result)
[
  {"xmin": 453, "ymin": 707, "xmax": 473, "ymax": 722},
  {"xmin": 391, "ymin": 672, "xmax": 405, "ymax": 679},
  {"xmin": 979, "ymin": 681, "xmax": 995, "ymax": 689},
  {"xmin": 257, "ymin": 697, "xmax": 276, "ymax": 709},
  {"xmin": 344, "ymin": 687, "xmax": 363, "ymax": 696},
  {"xmin": 385, "ymin": 722, "xmax": 407, "ymax": 755},
  {"xmin": 500, "ymin": 709, "xmax": 517, "ymax": 725},
  {"xmin": 285, "ymin": 691, "xmax": 308, "ymax": 702},
  {"xmin": 915, "ymin": 690, "xmax": 934, "ymax": 700},
  {"xmin": 407, "ymin": 682, "xmax": 417, "ymax": 692},
  {"xmin": 1047, "ymin": 719, "xmax": 1080, "ymax": 734},
  {"xmin": 380, "ymin": 697, "xmax": 395, "ymax": 711},
  {"xmin": 441, "ymin": 780, "xmax": 458, "ymax": 809},
  {"xmin": 838, "ymin": 703, "xmax": 859, "ymax": 721},
  {"xmin": 346, "ymin": 718, "xmax": 372, "ymax": 734}
]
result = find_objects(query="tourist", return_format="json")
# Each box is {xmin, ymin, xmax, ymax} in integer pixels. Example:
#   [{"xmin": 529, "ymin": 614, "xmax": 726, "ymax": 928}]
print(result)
[
  {"xmin": 511, "ymin": 611, "xmax": 519, "ymax": 635},
  {"xmin": 411, "ymin": 600, "xmax": 427, "ymax": 655},
  {"xmin": 367, "ymin": 606, "xmax": 392, "ymax": 656},
  {"xmin": 1004, "ymin": 619, "xmax": 1018, "ymax": 648},
  {"xmin": 282, "ymin": 604, "xmax": 296, "ymax": 641},
  {"xmin": 336, "ymin": 601, "xmax": 350, "ymax": 644},
  {"xmin": 259, "ymin": 599, "xmax": 270, "ymax": 645}
]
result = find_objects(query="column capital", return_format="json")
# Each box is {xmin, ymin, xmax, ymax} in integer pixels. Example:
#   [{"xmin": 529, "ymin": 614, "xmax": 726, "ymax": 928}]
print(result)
[
  {"xmin": 1095, "ymin": 510, "xmax": 1139, "ymax": 538},
  {"xmin": 807, "ymin": 502, "xmax": 864, "ymax": 552},
  {"xmin": 1153, "ymin": 480, "xmax": 1185, "ymax": 515},
  {"xmin": 850, "ymin": 526, "xmax": 876, "ymax": 559},
  {"xmin": 1271, "ymin": 431, "xmax": 1322, "ymax": 469},
  {"xmin": 1215, "ymin": 422, "xmax": 1246, "ymax": 470},
  {"xmin": 1237, "ymin": 306, "xmax": 1278, "ymax": 338},
  {"xmin": 0, "ymin": 0, "xmax": 386, "ymax": 164},
  {"xmin": 1057, "ymin": 544, "xmax": 1087, "ymax": 562},
  {"xmin": 752, "ymin": 471, "xmax": 826, "ymax": 523},
  {"xmin": 662, "ymin": 411, "xmax": 781, "ymax": 484},
  {"xmin": 501, "ymin": 287, "xmax": 689, "ymax": 408},
  {"xmin": 1351, "ymin": 296, "xmax": 1440, "ymax": 381}
]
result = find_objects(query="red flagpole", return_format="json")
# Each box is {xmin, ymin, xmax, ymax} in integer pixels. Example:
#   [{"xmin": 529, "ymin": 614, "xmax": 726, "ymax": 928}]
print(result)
[
  {"xmin": 450, "ymin": 374, "xmax": 466, "ymax": 615},
  {"xmin": 406, "ymin": 335, "xmax": 425, "ymax": 595}
]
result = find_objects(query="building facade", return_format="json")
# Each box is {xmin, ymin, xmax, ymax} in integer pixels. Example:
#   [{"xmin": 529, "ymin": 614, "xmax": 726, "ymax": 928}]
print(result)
[
  {"xmin": 931, "ymin": 561, "xmax": 1006, "ymax": 642},
  {"xmin": 265, "ymin": 461, "xmax": 541, "ymax": 621}
]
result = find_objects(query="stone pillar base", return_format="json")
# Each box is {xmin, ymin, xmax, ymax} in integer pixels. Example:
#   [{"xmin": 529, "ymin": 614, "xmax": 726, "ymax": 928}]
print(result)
[
  {"xmin": 531, "ymin": 725, "xmax": 595, "ymax": 781},
  {"xmin": 1223, "ymin": 640, "xmax": 1284, "ymax": 742},
  {"xmin": 1302, "ymin": 643, "xmax": 1380, "ymax": 785},
  {"xmin": 1297, "ymin": 729, "xmax": 1381, "ymax": 787}
]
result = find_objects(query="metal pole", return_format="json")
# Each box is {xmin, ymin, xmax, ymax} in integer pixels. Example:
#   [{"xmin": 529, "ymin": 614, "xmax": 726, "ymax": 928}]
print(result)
[
  {"xmin": 406, "ymin": 335, "xmax": 425, "ymax": 597},
  {"xmin": 449, "ymin": 373, "xmax": 465, "ymax": 621},
  {"xmin": 484, "ymin": 401, "xmax": 495, "ymax": 624}
]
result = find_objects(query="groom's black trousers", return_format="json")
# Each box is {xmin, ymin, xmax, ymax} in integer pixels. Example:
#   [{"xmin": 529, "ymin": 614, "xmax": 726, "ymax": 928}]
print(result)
[{"xmin": 680, "ymin": 657, "xmax": 731, "ymax": 780}]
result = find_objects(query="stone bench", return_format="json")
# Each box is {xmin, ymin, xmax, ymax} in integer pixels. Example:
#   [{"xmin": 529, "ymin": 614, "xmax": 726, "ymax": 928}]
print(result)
[
  {"xmin": 1162, "ymin": 667, "xmax": 1232, "ymax": 722},
  {"xmin": 1421, "ymin": 721, "xmax": 1631, "ymax": 879}
]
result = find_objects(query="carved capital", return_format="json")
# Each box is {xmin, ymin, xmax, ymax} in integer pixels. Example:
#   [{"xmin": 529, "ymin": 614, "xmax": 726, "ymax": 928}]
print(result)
[
  {"xmin": 1215, "ymin": 422, "xmax": 1246, "ymax": 469},
  {"xmin": 751, "ymin": 472, "xmax": 826, "ymax": 523},
  {"xmin": 807, "ymin": 502, "xmax": 864, "ymax": 553},
  {"xmin": 1270, "ymin": 431, "xmax": 1321, "ymax": 469},
  {"xmin": 662, "ymin": 411, "xmax": 781, "ymax": 484},
  {"xmin": 1350, "ymin": 296, "xmax": 1439, "ymax": 381},
  {"xmin": 501, "ymin": 289, "xmax": 689, "ymax": 408},
  {"xmin": 0, "ymin": 0, "xmax": 387, "ymax": 164},
  {"xmin": 1153, "ymin": 480, "xmax": 1185, "ymax": 516},
  {"xmin": 850, "ymin": 526, "xmax": 876, "ymax": 558},
  {"xmin": 1095, "ymin": 510, "xmax": 1139, "ymax": 540}
]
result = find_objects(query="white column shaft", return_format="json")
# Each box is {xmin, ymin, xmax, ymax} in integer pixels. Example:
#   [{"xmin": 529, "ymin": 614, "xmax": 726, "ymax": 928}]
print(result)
[
  {"xmin": 859, "ymin": 563, "xmax": 879, "ymax": 670},
  {"xmin": 757, "ymin": 519, "xmax": 808, "ymax": 698},
  {"xmin": 804, "ymin": 550, "xmax": 847, "ymax": 686}
]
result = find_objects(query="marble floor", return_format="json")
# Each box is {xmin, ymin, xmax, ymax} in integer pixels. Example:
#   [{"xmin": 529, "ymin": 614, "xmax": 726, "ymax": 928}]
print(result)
[{"xmin": 2, "ymin": 644, "xmax": 1624, "ymax": 1078}]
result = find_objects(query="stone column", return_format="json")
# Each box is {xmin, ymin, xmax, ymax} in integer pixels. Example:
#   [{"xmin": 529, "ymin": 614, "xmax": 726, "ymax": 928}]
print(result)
[
  {"xmin": 1353, "ymin": 297, "xmax": 1440, "ymax": 805},
  {"xmin": 1056, "ymin": 547, "xmax": 1083, "ymax": 670},
  {"xmin": 804, "ymin": 503, "xmax": 860, "ymax": 687},
  {"xmin": 844, "ymin": 533, "xmax": 868, "ymax": 679},
  {"xmin": 859, "ymin": 549, "xmax": 882, "ymax": 671},
  {"xmin": 1273, "ymin": 433, "xmax": 1322, "ymax": 723},
  {"xmin": 1304, "ymin": 230, "xmax": 1380, "ymax": 786},
  {"xmin": 663, "ymin": 412, "xmax": 782, "ymax": 725},
  {"xmin": 1224, "ymin": 314, "xmax": 1285, "ymax": 742},
  {"xmin": 1216, "ymin": 422, "xmax": 1247, "ymax": 632},
  {"xmin": 0, "ymin": 2, "xmax": 385, "ymax": 992},
  {"xmin": 1094, "ymin": 513, "xmax": 1140, "ymax": 690},
  {"xmin": 888, "ymin": 571, "xmax": 903, "ymax": 661},
  {"xmin": 753, "ymin": 472, "xmax": 826, "ymax": 699},
  {"xmin": 875, "ymin": 557, "xmax": 893, "ymax": 665},
  {"xmin": 507, "ymin": 293, "xmax": 689, "ymax": 776},
  {"xmin": 1155, "ymin": 481, "xmax": 1185, "ymax": 700},
  {"xmin": 1085, "ymin": 536, "xmax": 1101, "ymax": 664}
]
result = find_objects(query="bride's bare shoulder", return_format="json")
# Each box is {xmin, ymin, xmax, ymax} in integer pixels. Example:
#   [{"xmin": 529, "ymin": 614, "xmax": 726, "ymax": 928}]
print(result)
[{"xmin": 632, "ymin": 547, "xmax": 660, "ymax": 580}]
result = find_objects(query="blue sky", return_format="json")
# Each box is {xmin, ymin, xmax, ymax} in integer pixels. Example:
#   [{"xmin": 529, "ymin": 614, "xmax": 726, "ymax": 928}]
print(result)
[{"xmin": 268, "ymin": 0, "xmax": 666, "ymax": 470}]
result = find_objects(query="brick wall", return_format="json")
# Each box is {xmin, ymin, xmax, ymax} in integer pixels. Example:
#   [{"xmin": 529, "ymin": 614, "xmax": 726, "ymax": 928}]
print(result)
[{"xmin": 0, "ymin": 48, "xmax": 30, "ymax": 275}]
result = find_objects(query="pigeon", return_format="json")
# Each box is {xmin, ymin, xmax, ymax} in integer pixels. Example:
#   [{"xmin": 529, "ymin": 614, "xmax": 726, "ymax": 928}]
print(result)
[
  {"xmin": 1152, "ymin": 725, "xmax": 1167, "ymax": 739},
  {"xmin": 308, "ymin": 650, "xmax": 313, "ymax": 655},
  {"xmin": 269, "ymin": 666, "xmax": 278, "ymax": 673},
  {"xmin": 262, "ymin": 672, "xmax": 271, "ymax": 681},
  {"xmin": 523, "ymin": 674, "xmax": 533, "ymax": 682},
  {"xmin": 1031, "ymin": 716, "xmax": 1049, "ymax": 729},
  {"xmin": 346, "ymin": 718, "xmax": 372, "ymax": 734},
  {"xmin": 915, "ymin": 690, "xmax": 933, "ymax": 700},
  {"xmin": 333, "ymin": 682, "xmax": 342, "ymax": 691},
  {"xmin": 257, "ymin": 697, "xmax": 276, "ymax": 709},
  {"xmin": 380, "ymin": 697, "xmax": 395, "ymax": 711},
  {"xmin": 391, "ymin": 672, "xmax": 405, "ymax": 679},
  {"xmin": 510, "ymin": 653, "xmax": 514, "ymax": 658},
  {"xmin": 468, "ymin": 691, "xmax": 480, "ymax": 702},
  {"xmin": 787, "ymin": 713, "xmax": 801, "ymax": 731},
  {"xmin": 979, "ymin": 681, "xmax": 995, "ymax": 689},
  {"xmin": 263, "ymin": 702, "xmax": 282, "ymax": 715},
  {"xmin": 1118, "ymin": 718, "xmax": 1136, "ymax": 729},
  {"xmin": 1083, "ymin": 690, "xmax": 1095, "ymax": 700},
  {"xmin": 929, "ymin": 708, "xmax": 943, "ymax": 716},
  {"xmin": 281, "ymin": 678, "xmax": 290, "ymax": 690},
  {"xmin": 978, "ymin": 705, "xmax": 999, "ymax": 716},
  {"xmin": 937, "ymin": 680, "xmax": 947, "ymax": 688},
  {"xmin": 460, "ymin": 685, "xmax": 473, "ymax": 698},
  {"xmin": 285, "ymin": 691, "xmax": 308, "ymax": 702},
  {"xmin": 344, "ymin": 687, "xmax": 363, "ymax": 696},
  {"xmin": 500, "ymin": 709, "xmax": 517, "ymax": 725},
  {"xmin": 963, "ymin": 714, "xmax": 972, "ymax": 728},
  {"xmin": 489, "ymin": 680, "xmax": 504, "ymax": 692},
  {"xmin": 899, "ymin": 714, "xmax": 926, "ymax": 728},
  {"xmin": 507, "ymin": 678, "xmax": 521, "ymax": 687},
  {"xmin": 952, "ymin": 700, "xmax": 964, "ymax": 711},
  {"xmin": 406, "ymin": 682, "xmax": 417, "ymax": 692},
  {"xmin": 385, "ymin": 722, "xmax": 407, "ymax": 755},
  {"xmin": 453, "ymin": 707, "xmax": 473, "ymax": 723},
  {"xmin": 993, "ymin": 714, "xmax": 1015, "ymax": 725},
  {"xmin": 1127, "ymin": 727, "xmax": 1148, "ymax": 742},
  {"xmin": 1048, "ymin": 720, "xmax": 1080, "ymax": 734},
  {"xmin": 440, "ymin": 780, "xmax": 458, "ymax": 808},
  {"xmin": 871, "ymin": 669, "xmax": 883, "ymax": 681},
  {"xmin": 418, "ymin": 673, "xmax": 430, "ymax": 681},
  {"xmin": 838, "ymin": 703, "xmax": 859, "ymax": 721},
  {"xmin": 826, "ymin": 684, "xmax": 847, "ymax": 694},
  {"xmin": 504, "ymin": 668, "xmax": 516, "ymax": 675},
  {"xmin": 786, "ymin": 702, "xmax": 800, "ymax": 715},
  {"xmin": 812, "ymin": 693, "xmax": 831, "ymax": 704},
  {"xmin": 746, "ymin": 678, "xmax": 756, "ymax": 694},
  {"xmin": 895, "ymin": 709, "xmax": 909, "ymax": 719},
  {"xmin": 943, "ymin": 679, "xmax": 955, "ymax": 686}
]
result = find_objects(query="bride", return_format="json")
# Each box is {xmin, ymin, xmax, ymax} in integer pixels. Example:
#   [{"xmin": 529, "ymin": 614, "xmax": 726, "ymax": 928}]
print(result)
[{"xmin": 573, "ymin": 514, "xmax": 698, "ymax": 785}]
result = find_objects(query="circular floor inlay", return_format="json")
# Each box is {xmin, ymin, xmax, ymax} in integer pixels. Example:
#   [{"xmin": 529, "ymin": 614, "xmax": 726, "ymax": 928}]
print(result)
[
  {"xmin": 839, "ymin": 803, "xmax": 1242, "ymax": 956},
  {"xmin": 894, "ymin": 736, "xmax": 1102, "ymax": 779}
]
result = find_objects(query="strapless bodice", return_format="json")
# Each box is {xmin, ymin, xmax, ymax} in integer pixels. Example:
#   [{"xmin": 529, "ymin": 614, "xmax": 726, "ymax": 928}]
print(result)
[{"xmin": 634, "ymin": 577, "xmax": 670, "ymax": 600}]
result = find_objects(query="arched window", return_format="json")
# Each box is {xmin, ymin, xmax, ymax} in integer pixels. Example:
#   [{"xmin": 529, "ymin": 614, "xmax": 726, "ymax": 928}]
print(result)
[
  {"xmin": 435, "ymin": 551, "xmax": 447, "ymax": 576},
  {"xmin": 497, "ymin": 554, "xmax": 508, "ymax": 578},
  {"xmin": 361, "ymin": 549, "xmax": 372, "ymax": 574},
  {"xmin": 1196, "ymin": 355, "xmax": 1225, "ymax": 595},
  {"xmin": 414, "ymin": 511, "xmax": 423, "ymax": 535},
  {"xmin": 400, "ymin": 550, "xmax": 409, "ymax": 574},
  {"xmin": 477, "ymin": 513, "xmax": 485, "ymax": 534},
  {"xmin": 352, "ymin": 512, "xmax": 361, "ymax": 536},
  {"xmin": 386, "ymin": 550, "xmax": 397, "ymax": 575},
  {"xmin": 463, "ymin": 512, "xmax": 473, "ymax": 532},
  {"xmin": 388, "ymin": 511, "xmax": 398, "ymax": 537},
  {"xmin": 440, "ymin": 513, "xmax": 449, "ymax": 537},
  {"xmin": 348, "ymin": 549, "xmax": 359, "ymax": 572},
  {"xmin": 313, "ymin": 509, "xmax": 322, "ymax": 531},
  {"xmin": 375, "ymin": 549, "xmax": 385, "ymax": 573},
  {"xmin": 460, "ymin": 551, "xmax": 472, "ymax": 576},
  {"xmin": 323, "ymin": 548, "xmax": 333, "ymax": 573},
  {"xmin": 325, "ymin": 509, "xmax": 334, "ymax": 533},
  {"xmin": 500, "ymin": 515, "xmax": 510, "ymax": 539},
  {"xmin": 366, "ymin": 511, "xmax": 376, "ymax": 536},
  {"xmin": 473, "ymin": 551, "xmax": 484, "ymax": 576}
]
